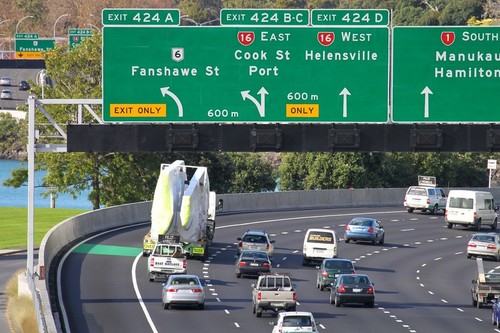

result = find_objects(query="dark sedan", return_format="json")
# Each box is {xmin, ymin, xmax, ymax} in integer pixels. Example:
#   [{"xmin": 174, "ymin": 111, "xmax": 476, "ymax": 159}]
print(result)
[
  {"xmin": 235, "ymin": 250, "xmax": 271, "ymax": 278},
  {"xmin": 344, "ymin": 217, "xmax": 385, "ymax": 245},
  {"xmin": 329, "ymin": 274, "xmax": 375, "ymax": 308},
  {"xmin": 316, "ymin": 258, "xmax": 356, "ymax": 291},
  {"xmin": 18, "ymin": 80, "xmax": 30, "ymax": 91}
]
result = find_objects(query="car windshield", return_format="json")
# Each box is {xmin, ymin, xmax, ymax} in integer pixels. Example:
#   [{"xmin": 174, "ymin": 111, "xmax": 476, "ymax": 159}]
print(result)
[{"xmin": 282, "ymin": 316, "xmax": 311, "ymax": 327}]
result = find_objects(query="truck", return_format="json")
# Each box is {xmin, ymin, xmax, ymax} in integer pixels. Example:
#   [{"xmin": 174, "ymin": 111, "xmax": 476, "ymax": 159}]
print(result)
[
  {"xmin": 147, "ymin": 242, "xmax": 187, "ymax": 282},
  {"xmin": 471, "ymin": 258, "xmax": 500, "ymax": 308},
  {"xmin": 143, "ymin": 160, "xmax": 222, "ymax": 260},
  {"xmin": 252, "ymin": 273, "xmax": 297, "ymax": 317}
]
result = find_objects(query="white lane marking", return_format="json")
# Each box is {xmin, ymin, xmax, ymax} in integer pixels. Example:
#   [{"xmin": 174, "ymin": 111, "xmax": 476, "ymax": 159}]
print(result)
[
  {"xmin": 441, "ymin": 299, "xmax": 448, "ymax": 303},
  {"xmin": 132, "ymin": 253, "xmax": 159, "ymax": 333},
  {"xmin": 224, "ymin": 309, "xmax": 230, "ymax": 314},
  {"xmin": 234, "ymin": 322, "xmax": 240, "ymax": 328},
  {"xmin": 401, "ymin": 228, "xmax": 415, "ymax": 232},
  {"xmin": 457, "ymin": 308, "xmax": 464, "ymax": 312},
  {"xmin": 475, "ymin": 317, "xmax": 483, "ymax": 322}
]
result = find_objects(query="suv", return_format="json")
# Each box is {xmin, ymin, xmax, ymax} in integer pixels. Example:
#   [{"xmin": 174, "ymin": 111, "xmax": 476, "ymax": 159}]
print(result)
[
  {"xmin": 237, "ymin": 230, "xmax": 275, "ymax": 257},
  {"xmin": 404, "ymin": 186, "xmax": 446, "ymax": 214}
]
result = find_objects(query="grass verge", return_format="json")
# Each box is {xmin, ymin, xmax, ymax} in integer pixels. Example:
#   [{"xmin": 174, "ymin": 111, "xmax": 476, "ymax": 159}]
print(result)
[
  {"xmin": 0, "ymin": 207, "xmax": 89, "ymax": 249},
  {"xmin": 5, "ymin": 269, "xmax": 38, "ymax": 333}
]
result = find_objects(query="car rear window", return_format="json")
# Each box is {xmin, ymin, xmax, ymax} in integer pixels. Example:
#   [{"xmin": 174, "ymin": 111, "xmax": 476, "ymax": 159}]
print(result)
[
  {"xmin": 243, "ymin": 235, "xmax": 266, "ymax": 243},
  {"xmin": 283, "ymin": 316, "xmax": 311, "ymax": 327},
  {"xmin": 325, "ymin": 260, "xmax": 353, "ymax": 270},
  {"xmin": 407, "ymin": 187, "xmax": 427, "ymax": 195},
  {"xmin": 449, "ymin": 197, "xmax": 473, "ymax": 209},
  {"xmin": 307, "ymin": 231, "xmax": 335, "ymax": 244}
]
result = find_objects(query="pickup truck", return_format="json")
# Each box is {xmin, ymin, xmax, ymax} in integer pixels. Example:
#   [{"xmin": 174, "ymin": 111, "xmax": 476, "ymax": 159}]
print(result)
[
  {"xmin": 252, "ymin": 273, "xmax": 297, "ymax": 317},
  {"xmin": 147, "ymin": 242, "xmax": 187, "ymax": 282},
  {"xmin": 471, "ymin": 258, "xmax": 500, "ymax": 308}
]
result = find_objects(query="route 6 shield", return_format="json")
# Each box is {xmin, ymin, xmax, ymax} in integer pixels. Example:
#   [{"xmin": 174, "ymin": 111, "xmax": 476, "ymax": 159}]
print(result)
[
  {"xmin": 441, "ymin": 32, "xmax": 455, "ymax": 46},
  {"xmin": 317, "ymin": 32, "xmax": 334, "ymax": 46},
  {"xmin": 172, "ymin": 47, "xmax": 184, "ymax": 62}
]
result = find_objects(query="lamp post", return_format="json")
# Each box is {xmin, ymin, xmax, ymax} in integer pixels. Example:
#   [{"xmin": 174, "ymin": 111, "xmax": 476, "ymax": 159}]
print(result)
[
  {"xmin": 53, "ymin": 13, "xmax": 70, "ymax": 39},
  {"xmin": 86, "ymin": 23, "xmax": 100, "ymax": 31},
  {"xmin": 16, "ymin": 15, "xmax": 34, "ymax": 33},
  {"xmin": 0, "ymin": 19, "xmax": 10, "ymax": 26}
]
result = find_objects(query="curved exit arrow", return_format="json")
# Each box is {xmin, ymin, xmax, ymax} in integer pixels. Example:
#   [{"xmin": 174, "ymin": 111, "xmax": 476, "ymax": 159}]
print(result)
[
  {"xmin": 160, "ymin": 87, "xmax": 183, "ymax": 117},
  {"xmin": 421, "ymin": 86, "xmax": 433, "ymax": 118},
  {"xmin": 241, "ymin": 87, "xmax": 268, "ymax": 117}
]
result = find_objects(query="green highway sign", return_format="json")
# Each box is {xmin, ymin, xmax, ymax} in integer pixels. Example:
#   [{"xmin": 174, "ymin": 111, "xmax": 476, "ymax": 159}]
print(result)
[
  {"xmin": 221, "ymin": 9, "xmax": 309, "ymax": 26},
  {"xmin": 311, "ymin": 9, "xmax": 389, "ymax": 26},
  {"xmin": 15, "ymin": 33, "xmax": 39, "ymax": 39},
  {"xmin": 392, "ymin": 26, "xmax": 500, "ymax": 123},
  {"xmin": 69, "ymin": 29, "xmax": 93, "ymax": 50},
  {"xmin": 102, "ymin": 8, "xmax": 180, "ymax": 26},
  {"xmin": 15, "ymin": 37, "xmax": 55, "ymax": 59},
  {"xmin": 103, "ymin": 26, "xmax": 389, "ymax": 123}
]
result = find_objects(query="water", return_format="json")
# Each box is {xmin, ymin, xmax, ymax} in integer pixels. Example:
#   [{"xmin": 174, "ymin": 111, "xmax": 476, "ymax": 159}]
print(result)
[{"xmin": 0, "ymin": 159, "xmax": 93, "ymax": 209}]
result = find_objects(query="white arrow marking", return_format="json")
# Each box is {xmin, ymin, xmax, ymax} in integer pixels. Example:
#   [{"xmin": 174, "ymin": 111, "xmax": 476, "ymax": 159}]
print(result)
[
  {"xmin": 160, "ymin": 87, "xmax": 183, "ymax": 117},
  {"xmin": 241, "ymin": 87, "xmax": 268, "ymax": 117},
  {"xmin": 339, "ymin": 88, "xmax": 351, "ymax": 118},
  {"xmin": 421, "ymin": 86, "xmax": 433, "ymax": 118}
]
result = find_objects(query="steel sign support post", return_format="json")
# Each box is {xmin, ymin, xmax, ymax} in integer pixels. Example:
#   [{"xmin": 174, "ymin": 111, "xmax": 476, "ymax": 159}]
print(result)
[{"xmin": 27, "ymin": 96, "xmax": 35, "ymax": 275}]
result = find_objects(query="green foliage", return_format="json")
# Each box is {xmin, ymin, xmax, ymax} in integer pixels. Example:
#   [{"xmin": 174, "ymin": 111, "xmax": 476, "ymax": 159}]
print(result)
[
  {"xmin": 225, "ymin": 153, "xmax": 276, "ymax": 192},
  {"xmin": 222, "ymin": 0, "xmax": 276, "ymax": 8},
  {"xmin": 178, "ymin": 0, "xmax": 223, "ymax": 24},
  {"xmin": 0, "ymin": 114, "xmax": 27, "ymax": 159},
  {"xmin": 14, "ymin": 0, "xmax": 47, "ymax": 22},
  {"xmin": 439, "ymin": 0, "xmax": 485, "ymax": 25},
  {"xmin": 275, "ymin": 0, "xmax": 307, "ymax": 8}
]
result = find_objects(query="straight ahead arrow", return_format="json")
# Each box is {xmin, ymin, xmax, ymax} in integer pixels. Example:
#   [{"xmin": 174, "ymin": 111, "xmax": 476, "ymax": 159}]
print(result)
[{"xmin": 421, "ymin": 86, "xmax": 433, "ymax": 118}]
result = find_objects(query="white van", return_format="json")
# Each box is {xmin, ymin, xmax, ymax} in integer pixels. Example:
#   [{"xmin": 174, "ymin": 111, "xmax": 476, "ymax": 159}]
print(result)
[
  {"xmin": 302, "ymin": 228, "xmax": 337, "ymax": 266},
  {"xmin": 445, "ymin": 190, "xmax": 498, "ymax": 231}
]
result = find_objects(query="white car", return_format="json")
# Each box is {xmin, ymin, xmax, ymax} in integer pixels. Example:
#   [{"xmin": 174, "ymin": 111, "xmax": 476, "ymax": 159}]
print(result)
[
  {"xmin": 0, "ymin": 89, "xmax": 12, "ymax": 100},
  {"xmin": 404, "ymin": 185, "xmax": 447, "ymax": 214},
  {"xmin": 0, "ymin": 77, "xmax": 12, "ymax": 86},
  {"xmin": 467, "ymin": 233, "xmax": 500, "ymax": 261},
  {"xmin": 161, "ymin": 274, "xmax": 205, "ymax": 310},
  {"xmin": 270, "ymin": 311, "xmax": 320, "ymax": 333}
]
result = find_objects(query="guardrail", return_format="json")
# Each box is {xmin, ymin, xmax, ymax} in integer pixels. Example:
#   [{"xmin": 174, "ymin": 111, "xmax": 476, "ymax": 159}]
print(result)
[{"xmin": 33, "ymin": 186, "xmax": 500, "ymax": 332}]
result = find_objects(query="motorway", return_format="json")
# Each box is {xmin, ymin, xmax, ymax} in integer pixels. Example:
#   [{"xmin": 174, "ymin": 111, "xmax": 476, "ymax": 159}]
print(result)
[
  {"xmin": 58, "ymin": 207, "xmax": 500, "ymax": 333},
  {"xmin": 0, "ymin": 68, "xmax": 42, "ymax": 110}
]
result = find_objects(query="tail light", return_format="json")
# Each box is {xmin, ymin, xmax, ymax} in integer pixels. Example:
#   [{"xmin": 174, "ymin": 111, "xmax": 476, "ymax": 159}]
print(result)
[
  {"xmin": 263, "ymin": 262, "xmax": 271, "ymax": 268},
  {"xmin": 474, "ymin": 212, "xmax": 477, "ymax": 220},
  {"xmin": 351, "ymin": 270, "xmax": 356, "ymax": 274},
  {"xmin": 368, "ymin": 227, "xmax": 374, "ymax": 233},
  {"xmin": 321, "ymin": 270, "xmax": 329, "ymax": 277},
  {"xmin": 427, "ymin": 198, "xmax": 431, "ymax": 204},
  {"xmin": 293, "ymin": 292, "xmax": 297, "ymax": 301},
  {"xmin": 167, "ymin": 288, "xmax": 177, "ymax": 293},
  {"xmin": 257, "ymin": 291, "xmax": 262, "ymax": 300},
  {"xmin": 183, "ymin": 259, "xmax": 187, "ymax": 269},
  {"xmin": 445, "ymin": 210, "xmax": 448, "ymax": 217},
  {"xmin": 239, "ymin": 261, "xmax": 247, "ymax": 267},
  {"xmin": 468, "ymin": 243, "xmax": 477, "ymax": 248},
  {"xmin": 238, "ymin": 241, "xmax": 242, "ymax": 248},
  {"xmin": 192, "ymin": 288, "xmax": 203, "ymax": 293},
  {"xmin": 149, "ymin": 257, "xmax": 154, "ymax": 267},
  {"xmin": 346, "ymin": 225, "xmax": 351, "ymax": 231},
  {"xmin": 338, "ymin": 285, "xmax": 346, "ymax": 293},
  {"xmin": 404, "ymin": 196, "xmax": 407, "ymax": 204},
  {"xmin": 266, "ymin": 243, "xmax": 270, "ymax": 250},
  {"xmin": 367, "ymin": 286, "xmax": 374, "ymax": 294},
  {"xmin": 487, "ymin": 244, "xmax": 497, "ymax": 250}
]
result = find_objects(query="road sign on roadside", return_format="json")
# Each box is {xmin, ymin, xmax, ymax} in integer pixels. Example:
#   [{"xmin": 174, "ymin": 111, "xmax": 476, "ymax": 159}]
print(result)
[
  {"xmin": 102, "ymin": 26, "xmax": 389, "ymax": 123},
  {"xmin": 220, "ymin": 9, "xmax": 309, "ymax": 26},
  {"xmin": 68, "ymin": 29, "xmax": 93, "ymax": 50},
  {"xmin": 311, "ymin": 9, "xmax": 389, "ymax": 26},
  {"xmin": 15, "ymin": 34, "xmax": 55, "ymax": 59},
  {"xmin": 392, "ymin": 26, "xmax": 500, "ymax": 123}
]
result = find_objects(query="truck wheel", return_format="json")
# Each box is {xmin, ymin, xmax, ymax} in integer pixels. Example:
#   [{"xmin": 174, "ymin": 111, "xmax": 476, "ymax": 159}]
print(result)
[
  {"xmin": 302, "ymin": 258, "xmax": 309, "ymax": 266},
  {"xmin": 472, "ymin": 296, "xmax": 477, "ymax": 307},
  {"xmin": 407, "ymin": 208, "xmax": 414, "ymax": 213},
  {"xmin": 431, "ymin": 204, "xmax": 438, "ymax": 215},
  {"xmin": 252, "ymin": 304, "xmax": 256, "ymax": 314},
  {"xmin": 255, "ymin": 307, "xmax": 262, "ymax": 317},
  {"xmin": 476, "ymin": 219, "xmax": 482, "ymax": 231},
  {"xmin": 447, "ymin": 223, "xmax": 453, "ymax": 229},
  {"xmin": 492, "ymin": 219, "xmax": 498, "ymax": 231},
  {"xmin": 478, "ymin": 301, "xmax": 483, "ymax": 309},
  {"xmin": 148, "ymin": 272, "xmax": 155, "ymax": 282}
]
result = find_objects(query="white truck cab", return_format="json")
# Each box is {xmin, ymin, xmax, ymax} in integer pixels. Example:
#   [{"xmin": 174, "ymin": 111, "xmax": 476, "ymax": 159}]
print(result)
[{"xmin": 404, "ymin": 176, "xmax": 446, "ymax": 214}]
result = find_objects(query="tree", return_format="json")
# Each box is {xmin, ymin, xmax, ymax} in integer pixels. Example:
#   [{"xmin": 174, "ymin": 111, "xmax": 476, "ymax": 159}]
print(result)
[
  {"xmin": 0, "ymin": 114, "xmax": 27, "ymax": 160},
  {"xmin": 439, "ymin": 0, "xmax": 485, "ymax": 25},
  {"xmin": 225, "ymin": 153, "xmax": 276, "ymax": 192}
]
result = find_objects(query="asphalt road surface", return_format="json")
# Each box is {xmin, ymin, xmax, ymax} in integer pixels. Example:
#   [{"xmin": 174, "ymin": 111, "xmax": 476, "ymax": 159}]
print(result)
[
  {"xmin": 0, "ymin": 68, "xmax": 42, "ymax": 110},
  {"xmin": 57, "ymin": 207, "xmax": 500, "ymax": 333}
]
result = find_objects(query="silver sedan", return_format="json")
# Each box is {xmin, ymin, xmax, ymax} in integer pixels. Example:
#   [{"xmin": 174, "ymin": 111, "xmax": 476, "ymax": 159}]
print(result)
[{"xmin": 161, "ymin": 274, "xmax": 205, "ymax": 310}]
